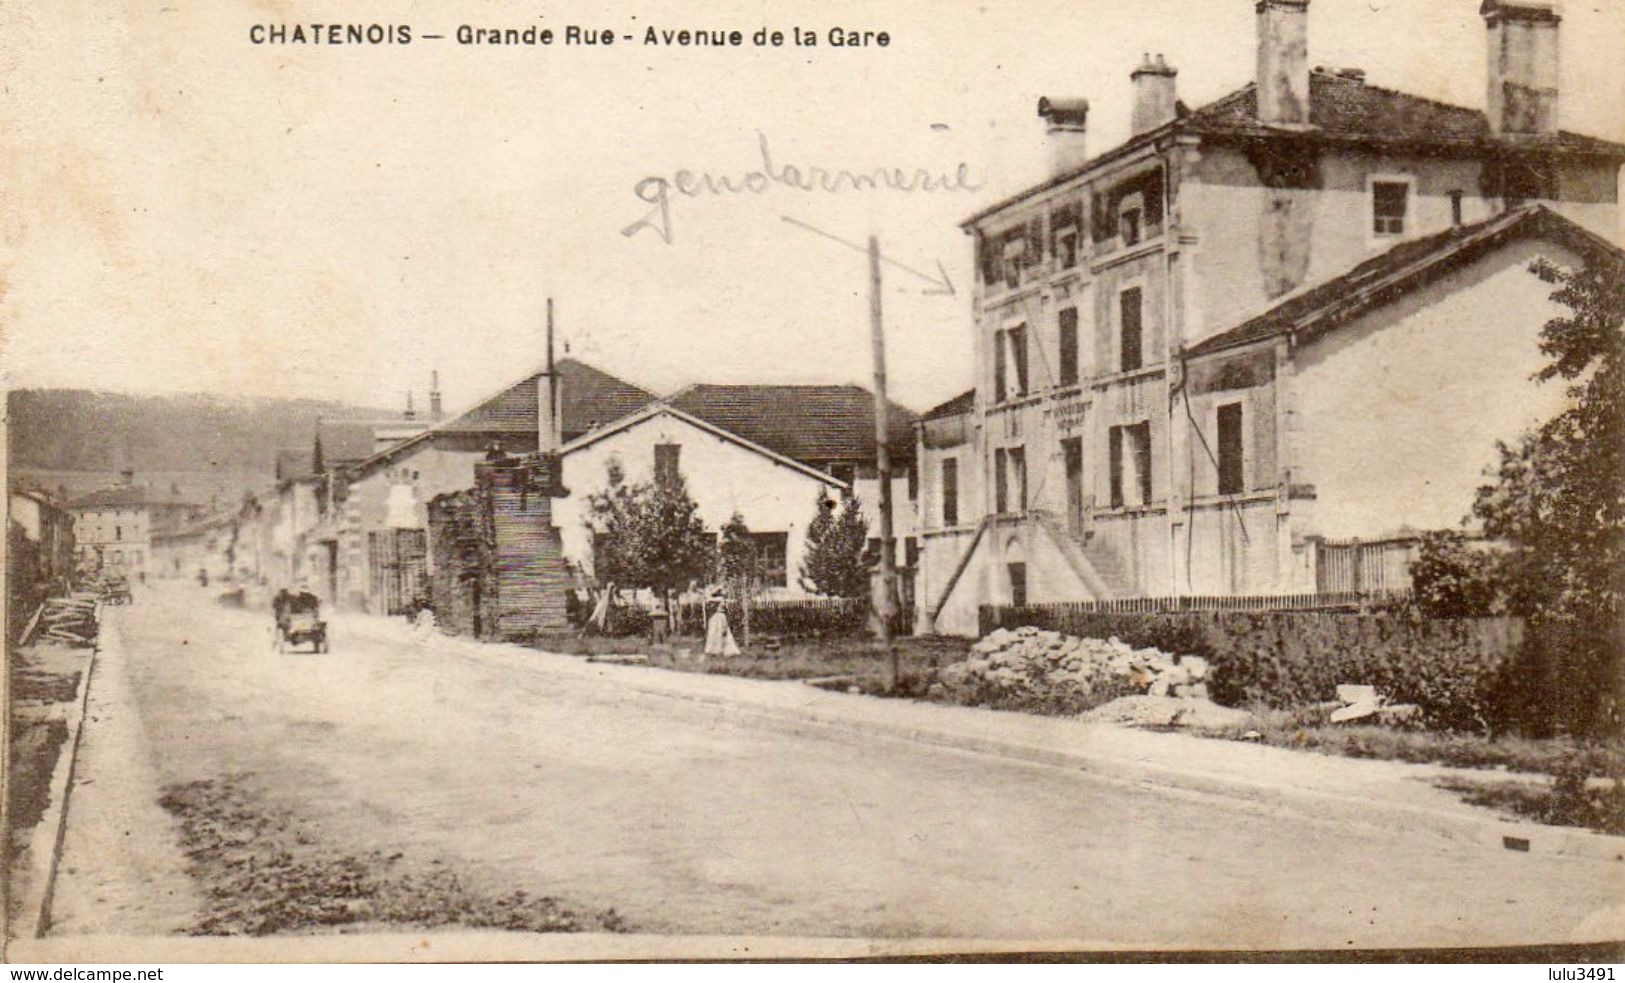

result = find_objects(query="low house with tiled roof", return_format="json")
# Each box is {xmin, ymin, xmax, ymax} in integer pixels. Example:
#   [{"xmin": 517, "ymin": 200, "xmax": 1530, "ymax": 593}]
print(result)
[
  {"xmin": 921, "ymin": 0, "xmax": 1624, "ymax": 633},
  {"xmin": 552, "ymin": 384, "xmax": 920, "ymax": 599}
]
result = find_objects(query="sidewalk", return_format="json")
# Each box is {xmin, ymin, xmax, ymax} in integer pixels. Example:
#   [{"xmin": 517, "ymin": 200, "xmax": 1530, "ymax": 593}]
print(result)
[
  {"xmin": 343, "ymin": 613, "xmax": 1625, "ymax": 863},
  {"xmin": 46, "ymin": 609, "xmax": 201, "ymax": 936}
]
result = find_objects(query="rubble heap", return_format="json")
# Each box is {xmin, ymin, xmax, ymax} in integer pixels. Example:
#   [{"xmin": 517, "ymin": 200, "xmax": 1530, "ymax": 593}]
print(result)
[{"xmin": 938, "ymin": 626, "xmax": 1212, "ymax": 703}]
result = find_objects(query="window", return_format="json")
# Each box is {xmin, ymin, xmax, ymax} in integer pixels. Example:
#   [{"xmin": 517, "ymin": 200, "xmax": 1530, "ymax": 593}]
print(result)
[
  {"xmin": 906, "ymin": 464, "xmax": 918, "ymax": 502},
  {"xmin": 1109, "ymin": 422, "xmax": 1153, "ymax": 508},
  {"xmin": 1217, "ymin": 402, "xmax": 1245, "ymax": 495},
  {"xmin": 1055, "ymin": 226, "xmax": 1079, "ymax": 269},
  {"xmin": 1448, "ymin": 189, "xmax": 1464, "ymax": 228},
  {"xmin": 654, "ymin": 443, "xmax": 681, "ymax": 486},
  {"xmin": 1372, "ymin": 180, "xmax": 1409, "ymax": 236},
  {"xmin": 1058, "ymin": 307, "xmax": 1079, "ymax": 387},
  {"xmin": 115, "ymin": 525, "xmax": 123, "ymax": 541},
  {"xmin": 1119, "ymin": 287, "xmax": 1143, "ymax": 372},
  {"xmin": 994, "ymin": 331, "xmax": 1008, "ymax": 403},
  {"xmin": 941, "ymin": 458, "xmax": 959, "ymax": 527},
  {"xmin": 1119, "ymin": 192, "xmax": 1144, "ymax": 246},
  {"xmin": 1009, "ymin": 446, "xmax": 1027, "ymax": 512},
  {"xmin": 904, "ymin": 537, "xmax": 919, "ymax": 569},
  {"xmin": 994, "ymin": 449, "xmax": 1009, "ymax": 514},
  {"xmin": 1002, "ymin": 236, "xmax": 1024, "ymax": 290},
  {"xmin": 1062, "ymin": 436, "xmax": 1085, "ymax": 534},
  {"xmin": 1009, "ymin": 326, "xmax": 1029, "ymax": 397},
  {"xmin": 749, "ymin": 531, "xmax": 789, "ymax": 589}
]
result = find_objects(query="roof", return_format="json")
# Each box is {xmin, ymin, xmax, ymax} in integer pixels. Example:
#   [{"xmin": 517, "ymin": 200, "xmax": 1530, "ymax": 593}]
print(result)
[
  {"xmin": 964, "ymin": 69, "xmax": 1625, "ymax": 228},
  {"xmin": 666, "ymin": 384, "xmax": 919, "ymax": 465},
  {"xmin": 558, "ymin": 404, "xmax": 846, "ymax": 488},
  {"xmin": 70, "ymin": 483, "xmax": 204, "ymax": 510},
  {"xmin": 1185, "ymin": 205, "xmax": 1625, "ymax": 359},
  {"xmin": 345, "ymin": 358, "xmax": 655, "ymax": 477},
  {"xmin": 316, "ymin": 419, "xmax": 380, "ymax": 468},
  {"xmin": 436, "ymin": 358, "xmax": 655, "ymax": 439},
  {"xmin": 922, "ymin": 389, "xmax": 976, "ymax": 422}
]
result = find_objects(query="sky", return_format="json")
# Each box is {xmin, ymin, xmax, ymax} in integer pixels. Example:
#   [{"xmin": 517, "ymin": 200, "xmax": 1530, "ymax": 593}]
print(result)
[{"xmin": 2, "ymin": 0, "xmax": 1622, "ymax": 418}]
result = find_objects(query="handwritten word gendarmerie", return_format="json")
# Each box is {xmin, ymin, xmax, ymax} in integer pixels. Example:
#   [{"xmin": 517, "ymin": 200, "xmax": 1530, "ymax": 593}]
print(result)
[{"xmin": 623, "ymin": 133, "xmax": 980, "ymax": 244}]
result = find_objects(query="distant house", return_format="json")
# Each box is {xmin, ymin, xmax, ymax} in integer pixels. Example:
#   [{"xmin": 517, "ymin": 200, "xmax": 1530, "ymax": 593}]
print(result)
[{"xmin": 68, "ymin": 471, "xmax": 205, "ymax": 578}]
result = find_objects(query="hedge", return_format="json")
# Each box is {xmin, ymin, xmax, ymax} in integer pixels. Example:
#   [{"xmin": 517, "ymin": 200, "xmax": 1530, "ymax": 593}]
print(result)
[
  {"xmin": 574, "ymin": 595, "xmax": 872, "ymax": 640},
  {"xmin": 980, "ymin": 604, "xmax": 1525, "ymax": 733}
]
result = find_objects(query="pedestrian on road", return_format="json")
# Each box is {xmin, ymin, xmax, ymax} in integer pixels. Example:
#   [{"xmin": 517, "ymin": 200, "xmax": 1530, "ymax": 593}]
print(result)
[{"xmin": 704, "ymin": 589, "xmax": 740, "ymax": 658}]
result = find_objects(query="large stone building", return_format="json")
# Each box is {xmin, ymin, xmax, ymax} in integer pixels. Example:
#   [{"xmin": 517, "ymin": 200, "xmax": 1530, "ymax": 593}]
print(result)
[
  {"xmin": 918, "ymin": 0, "xmax": 1624, "ymax": 634},
  {"xmin": 68, "ymin": 472, "xmax": 205, "ymax": 579}
]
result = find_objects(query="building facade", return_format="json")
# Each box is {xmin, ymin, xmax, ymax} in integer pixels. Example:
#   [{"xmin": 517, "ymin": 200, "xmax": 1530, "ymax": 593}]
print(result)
[{"xmin": 919, "ymin": 0, "xmax": 1624, "ymax": 634}]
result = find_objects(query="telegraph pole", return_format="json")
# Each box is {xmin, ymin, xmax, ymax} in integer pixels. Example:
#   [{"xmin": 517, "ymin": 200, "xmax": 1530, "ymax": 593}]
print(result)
[{"xmin": 869, "ymin": 236, "xmax": 899, "ymax": 693}]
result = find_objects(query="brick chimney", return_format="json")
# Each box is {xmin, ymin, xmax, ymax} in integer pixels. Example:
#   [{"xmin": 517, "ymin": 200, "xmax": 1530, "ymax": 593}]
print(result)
[
  {"xmin": 1482, "ymin": 0, "xmax": 1560, "ymax": 136},
  {"xmin": 1131, "ymin": 54, "xmax": 1179, "ymax": 136},
  {"xmin": 430, "ymin": 370, "xmax": 443, "ymax": 421},
  {"xmin": 1037, "ymin": 97, "xmax": 1090, "ymax": 176},
  {"xmin": 1256, "ymin": 0, "xmax": 1311, "ymax": 127}
]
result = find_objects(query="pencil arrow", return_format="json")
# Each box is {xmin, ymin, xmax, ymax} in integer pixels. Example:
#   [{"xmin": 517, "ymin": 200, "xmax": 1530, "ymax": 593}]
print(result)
[{"xmin": 781, "ymin": 215, "xmax": 956, "ymax": 297}]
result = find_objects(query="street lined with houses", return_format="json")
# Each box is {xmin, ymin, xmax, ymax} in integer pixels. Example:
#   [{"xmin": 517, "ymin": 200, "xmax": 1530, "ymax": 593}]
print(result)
[{"xmin": 37, "ymin": 584, "xmax": 1625, "ymax": 947}]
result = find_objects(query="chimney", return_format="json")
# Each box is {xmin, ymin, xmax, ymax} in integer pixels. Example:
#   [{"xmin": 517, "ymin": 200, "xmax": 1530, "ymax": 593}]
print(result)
[
  {"xmin": 539, "ymin": 298, "xmax": 559, "ymax": 452},
  {"xmin": 1131, "ymin": 54, "xmax": 1179, "ymax": 136},
  {"xmin": 1036, "ymin": 97, "xmax": 1090, "ymax": 176},
  {"xmin": 404, "ymin": 391, "xmax": 417, "ymax": 421},
  {"xmin": 1256, "ymin": 0, "xmax": 1312, "ymax": 127},
  {"xmin": 1481, "ymin": 0, "xmax": 1560, "ymax": 136},
  {"xmin": 430, "ymin": 371, "xmax": 443, "ymax": 421}
]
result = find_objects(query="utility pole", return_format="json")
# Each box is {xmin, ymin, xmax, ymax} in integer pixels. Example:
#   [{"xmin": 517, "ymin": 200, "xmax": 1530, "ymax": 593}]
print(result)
[
  {"xmin": 869, "ymin": 236, "xmax": 899, "ymax": 693},
  {"xmin": 542, "ymin": 297, "xmax": 558, "ymax": 453}
]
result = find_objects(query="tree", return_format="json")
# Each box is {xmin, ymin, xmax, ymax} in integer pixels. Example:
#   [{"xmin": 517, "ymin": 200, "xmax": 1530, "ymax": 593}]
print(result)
[
  {"xmin": 799, "ymin": 491, "xmax": 869, "ymax": 598},
  {"xmin": 1472, "ymin": 252, "xmax": 1625, "ymax": 737},
  {"xmin": 634, "ymin": 468, "xmax": 715, "ymax": 612},
  {"xmin": 1409, "ymin": 530, "xmax": 1503, "ymax": 619},
  {"xmin": 584, "ymin": 458, "xmax": 715, "ymax": 627},
  {"xmin": 581, "ymin": 454, "xmax": 715, "ymax": 623},
  {"xmin": 583, "ymin": 457, "xmax": 643, "ymax": 593}
]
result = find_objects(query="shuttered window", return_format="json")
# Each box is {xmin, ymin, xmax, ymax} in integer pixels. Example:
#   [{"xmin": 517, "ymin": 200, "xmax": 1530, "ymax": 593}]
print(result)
[
  {"xmin": 1217, "ymin": 403, "xmax": 1245, "ymax": 495},
  {"xmin": 1058, "ymin": 307, "xmax": 1079, "ymax": 387},
  {"xmin": 1119, "ymin": 287, "xmax": 1143, "ymax": 372}
]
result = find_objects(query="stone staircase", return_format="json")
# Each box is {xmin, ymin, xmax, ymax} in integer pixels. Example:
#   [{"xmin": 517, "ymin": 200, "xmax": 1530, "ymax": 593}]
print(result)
[{"xmin": 1078, "ymin": 534, "xmax": 1136, "ymax": 597}]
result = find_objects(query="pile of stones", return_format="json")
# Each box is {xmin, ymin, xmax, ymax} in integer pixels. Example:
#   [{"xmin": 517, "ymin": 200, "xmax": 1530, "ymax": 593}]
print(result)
[{"xmin": 938, "ymin": 625, "xmax": 1212, "ymax": 703}]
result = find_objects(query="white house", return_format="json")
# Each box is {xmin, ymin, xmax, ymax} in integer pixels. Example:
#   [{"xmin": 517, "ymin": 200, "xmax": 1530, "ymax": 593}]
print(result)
[{"xmin": 555, "ymin": 404, "xmax": 848, "ymax": 596}]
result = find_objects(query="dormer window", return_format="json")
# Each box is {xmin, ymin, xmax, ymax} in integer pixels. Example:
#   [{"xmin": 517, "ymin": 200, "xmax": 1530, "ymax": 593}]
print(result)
[
  {"xmin": 1371, "ymin": 179, "xmax": 1409, "ymax": 237},
  {"xmin": 1118, "ymin": 192, "xmax": 1144, "ymax": 246}
]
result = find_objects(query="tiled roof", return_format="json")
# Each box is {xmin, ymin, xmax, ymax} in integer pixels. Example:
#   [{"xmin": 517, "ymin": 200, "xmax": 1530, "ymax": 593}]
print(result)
[
  {"xmin": 922, "ymin": 389, "xmax": 976, "ymax": 422},
  {"xmin": 1186, "ymin": 71, "xmax": 1625, "ymax": 156},
  {"xmin": 963, "ymin": 69, "xmax": 1625, "ymax": 228},
  {"xmin": 1185, "ymin": 205, "xmax": 1624, "ymax": 358},
  {"xmin": 667, "ymin": 384, "xmax": 918, "ymax": 466},
  {"xmin": 437, "ymin": 358, "xmax": 656, "ymax": 441},
  {"xmin": 71, "ymin": 483, "xmax": 203, "ymax": 510}
]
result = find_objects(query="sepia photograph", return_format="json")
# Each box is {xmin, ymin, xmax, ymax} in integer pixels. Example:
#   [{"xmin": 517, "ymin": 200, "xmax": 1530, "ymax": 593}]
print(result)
[{"xmin": 2, "ymin": 0, "xmax": 1622, "ymax": 966}]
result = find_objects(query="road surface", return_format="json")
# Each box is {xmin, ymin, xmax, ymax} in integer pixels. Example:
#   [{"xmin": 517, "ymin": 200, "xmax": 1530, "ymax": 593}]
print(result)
[{"xmin": 48, "ymin": 582, "xmax": 1624, "ymax": 948}]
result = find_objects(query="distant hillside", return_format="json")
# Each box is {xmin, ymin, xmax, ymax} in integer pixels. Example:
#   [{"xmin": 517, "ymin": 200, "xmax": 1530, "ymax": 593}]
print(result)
[{"xmin": 6, "ymin": 389, "xmax": 391, "ymax": 504}]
